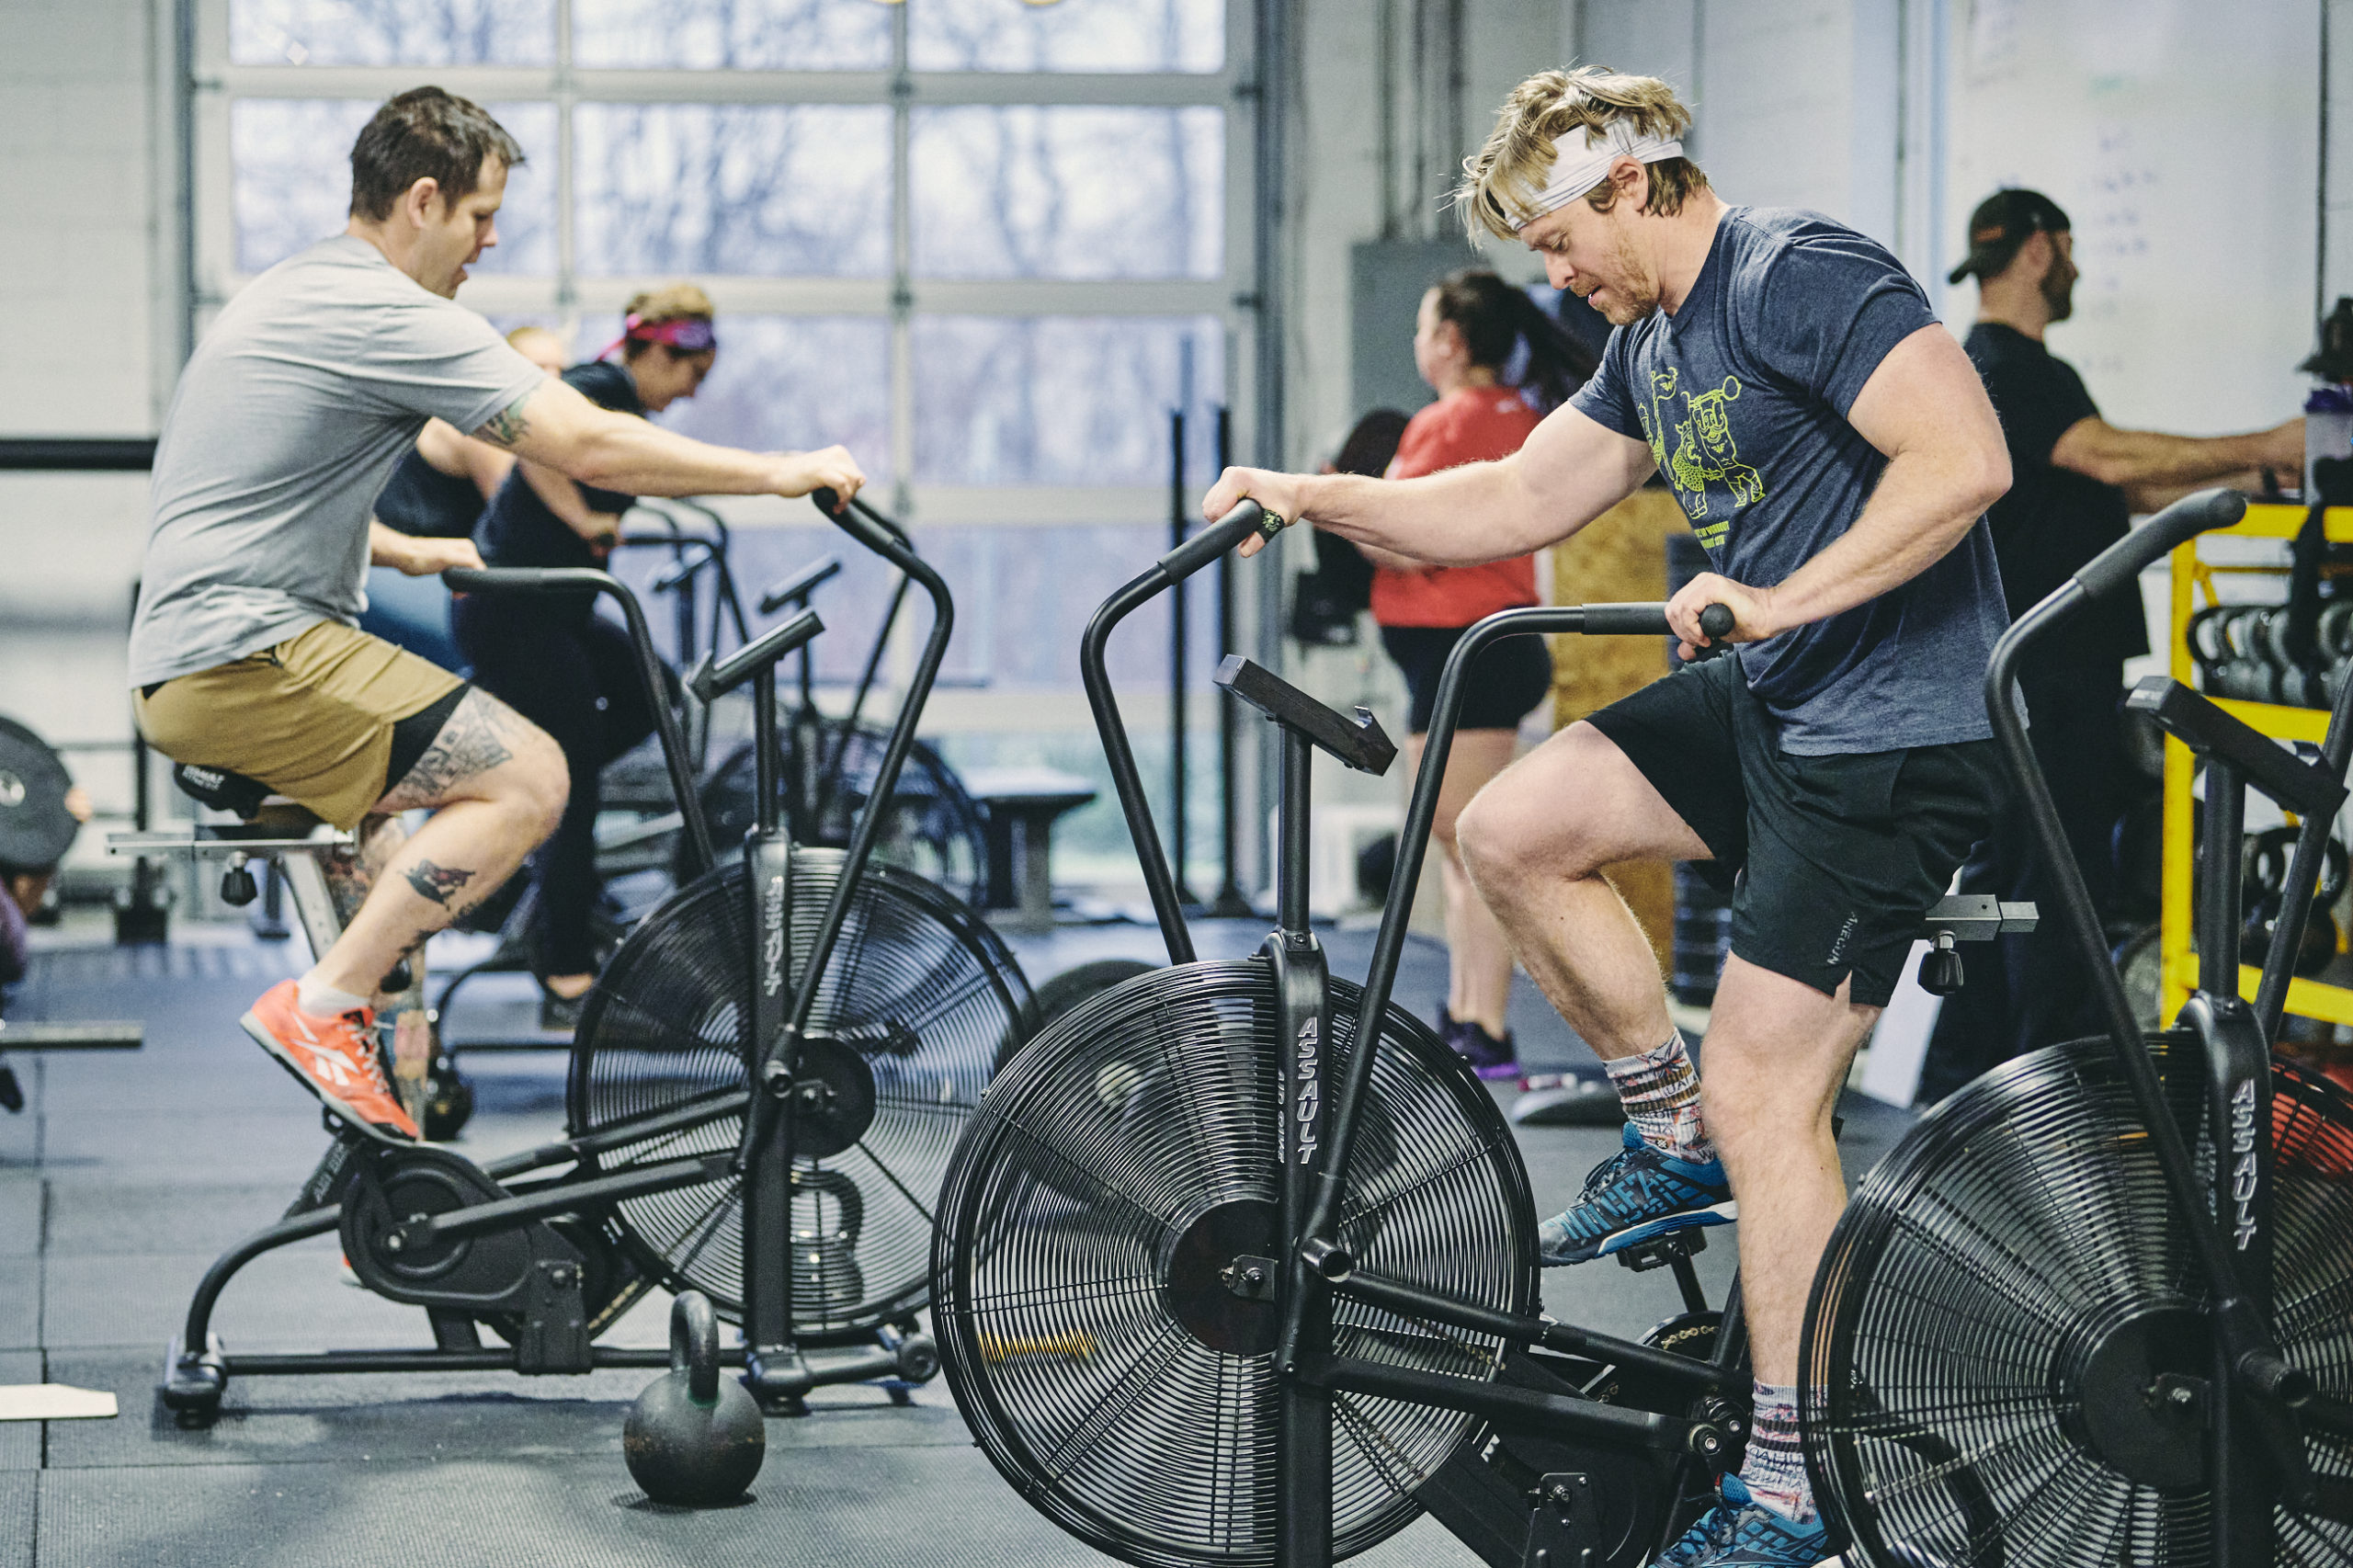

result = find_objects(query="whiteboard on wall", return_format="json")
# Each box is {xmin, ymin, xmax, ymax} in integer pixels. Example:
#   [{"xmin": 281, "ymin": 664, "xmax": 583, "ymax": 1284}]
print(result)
[{"xmin": 1945, "ymin": 0, "xmax": 2320, "ymax": 435}]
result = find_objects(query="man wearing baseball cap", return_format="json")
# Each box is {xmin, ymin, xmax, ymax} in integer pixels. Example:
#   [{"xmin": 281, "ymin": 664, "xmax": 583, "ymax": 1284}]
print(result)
[{"xmin": 1923, "ymin": 187, "xmax": 2303, "ymax": 1095}]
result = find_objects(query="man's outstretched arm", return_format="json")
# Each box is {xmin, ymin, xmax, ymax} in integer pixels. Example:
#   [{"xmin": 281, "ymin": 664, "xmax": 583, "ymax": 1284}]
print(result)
[
  {"xmin": 1206, "ymin": 403, "xmax": 1656, "ymax": 562},
  {"xmin": 472, "ymin": 377, "xmax": 864, "ymax": 503},
  {"xmin": 2052, "ymin": 414, "xmax": 2302, "ymax": 510},
  {"xmin": 1665, "ymin": 324, "xmax": 2010, "ymax": 652}
]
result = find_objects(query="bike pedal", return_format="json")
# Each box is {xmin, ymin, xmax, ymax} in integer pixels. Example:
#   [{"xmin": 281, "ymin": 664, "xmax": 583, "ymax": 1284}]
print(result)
[{"xmin": 1613, "ymin": 1228, "xmax": 1707, "ymax": 1273}]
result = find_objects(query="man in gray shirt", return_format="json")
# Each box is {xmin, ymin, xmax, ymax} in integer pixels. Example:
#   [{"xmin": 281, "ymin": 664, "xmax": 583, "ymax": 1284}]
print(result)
[{"xmin": 131, "ymin": 88, "xmax": 865, "ymax": 1141}]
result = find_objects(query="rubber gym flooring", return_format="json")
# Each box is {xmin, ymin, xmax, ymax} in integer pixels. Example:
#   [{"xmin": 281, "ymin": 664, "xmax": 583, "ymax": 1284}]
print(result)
[{"xmin": 0, "ymin": 915, "xmax": 1916, "ymax": 1568}]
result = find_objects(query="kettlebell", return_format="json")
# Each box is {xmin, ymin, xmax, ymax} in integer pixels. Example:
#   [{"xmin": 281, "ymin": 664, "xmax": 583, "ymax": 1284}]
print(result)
[{"xmin": 623, "ymin": 1290, "xmax": 765, "ymax": 1506}]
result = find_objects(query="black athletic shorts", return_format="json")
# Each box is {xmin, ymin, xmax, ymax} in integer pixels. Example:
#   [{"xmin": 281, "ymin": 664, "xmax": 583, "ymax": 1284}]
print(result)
[
  {"xmin": 1586, "ymin": 653, "xmax": 2001, "ymax": 1007},
  {"xmin": 1379, "ymin": 624, "xmax": 1553, "ymax": 735}
]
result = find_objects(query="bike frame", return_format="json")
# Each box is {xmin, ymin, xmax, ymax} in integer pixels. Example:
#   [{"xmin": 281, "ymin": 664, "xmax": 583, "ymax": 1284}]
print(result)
[
  {"xmin": 1082, "ymin": 504, "xmax": 1741, "ymax": 1566},
  {"xmin": 1984, "ymin": 489, "xmax": 2353, "ymax": 1556},
  {"xmin": 153, "ymin": 499, "xmax": 953, "ymax": 1416},
  {"xmin": 721, "ymin": 491, "xmax": 958, "ymax": 1408}
]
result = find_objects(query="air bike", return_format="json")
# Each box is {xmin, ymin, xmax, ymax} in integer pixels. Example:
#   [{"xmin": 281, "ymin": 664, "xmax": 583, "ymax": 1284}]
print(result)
[
  {"xmin": 932, "ymin": 491, "xmax": 2353, "ymax": 1567},
  {"xmin": 1805, "ymin": 488, "xmax": 2353, "ymax": 1566},
  {"xmin": 118, "ymin": 492, "xmax": 1034, "ymax": 1426}
]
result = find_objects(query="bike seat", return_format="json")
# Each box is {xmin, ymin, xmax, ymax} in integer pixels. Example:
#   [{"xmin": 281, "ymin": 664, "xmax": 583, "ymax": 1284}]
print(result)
[{"xmin": 172, "ymin": 763, "xmax": 272, "ymax": 820}]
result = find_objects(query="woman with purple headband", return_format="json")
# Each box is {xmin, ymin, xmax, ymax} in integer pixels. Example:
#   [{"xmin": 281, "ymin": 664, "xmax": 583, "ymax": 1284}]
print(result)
[{"xmin": 453, "ymin": 283, "xmax": 719, "ymax": 1028}]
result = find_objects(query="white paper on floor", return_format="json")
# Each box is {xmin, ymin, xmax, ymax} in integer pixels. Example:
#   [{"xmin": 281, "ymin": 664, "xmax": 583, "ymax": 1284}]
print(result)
[{"xmin": 0, "ymin": 1384, "xmax": 119, "ymax": 1421}]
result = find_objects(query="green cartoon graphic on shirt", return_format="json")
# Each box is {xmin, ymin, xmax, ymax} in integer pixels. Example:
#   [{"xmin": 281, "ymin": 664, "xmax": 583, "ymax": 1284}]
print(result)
[{"xmin": 1634, "ymin": 368, "xmax": 1765, "ymax": 551}]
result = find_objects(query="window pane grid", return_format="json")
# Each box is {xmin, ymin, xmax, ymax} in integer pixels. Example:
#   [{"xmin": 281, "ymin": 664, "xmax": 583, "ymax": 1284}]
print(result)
[{"xmin": 204, "ymin": 0, "xmax": 1247, "ymax": 798}]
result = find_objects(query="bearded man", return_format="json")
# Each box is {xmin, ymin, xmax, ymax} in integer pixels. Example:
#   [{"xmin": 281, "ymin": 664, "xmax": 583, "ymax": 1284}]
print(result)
[{"xmin": 1918, "ymin": 188, "xmax": 2305, "ymax": 1097}]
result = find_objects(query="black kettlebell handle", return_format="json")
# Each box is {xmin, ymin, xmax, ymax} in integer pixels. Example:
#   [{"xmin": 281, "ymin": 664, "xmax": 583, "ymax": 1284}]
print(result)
[{"xmin": 668, "ymin": 1290, "xmax": 722, "ymax": 1406}]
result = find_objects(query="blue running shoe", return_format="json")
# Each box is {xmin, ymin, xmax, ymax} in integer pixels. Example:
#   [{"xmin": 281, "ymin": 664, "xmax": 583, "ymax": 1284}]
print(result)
[
  {"xmin": 1655, "ymin": 1476, "xmax": 1831, "ymax": 1567},
  {"xmin": 1537, "ymin": 1122, "xmax": 1736, "ymax": 1266}
]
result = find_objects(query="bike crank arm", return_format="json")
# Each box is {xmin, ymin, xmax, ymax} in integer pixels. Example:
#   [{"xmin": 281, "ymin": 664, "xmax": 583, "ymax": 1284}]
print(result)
[
  {"xmin": 389, "ymin": 1152, "xmax": 732, "ymax": 1251},
  {"xmin": 1299, "ymin": 1354, "xmax": 1733, "ymax": 1460},
  {"xmin": 1324, "ymin": 1262, "xmax": 1735, "ymax": 1394},
  {"xmin": 483, "ymin": 1083, "xmax": 750, "ymax": 1182}
]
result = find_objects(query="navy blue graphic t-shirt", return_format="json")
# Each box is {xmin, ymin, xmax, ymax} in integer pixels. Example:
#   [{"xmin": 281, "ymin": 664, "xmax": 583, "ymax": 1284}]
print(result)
[{"xmin": 1572, "ymin": 207, "xmax": 2009, "ymax": 755}]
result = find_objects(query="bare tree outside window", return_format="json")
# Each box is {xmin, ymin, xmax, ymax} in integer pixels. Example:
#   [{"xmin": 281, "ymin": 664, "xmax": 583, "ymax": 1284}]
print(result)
[
  {"xmin": 910, "ymin": 0, "xmax": 1222, "ymax": 74},
  {"xmin": 233, "ymin": 98, "xmax": 555, "ymax": 274},
  {"xmin": 574, "ymin": 105, "xmax": 892, "ymax": 278},
  {"xmin": 914, "ymin": 315, "xmax": 1223, "ymax": 486},
  {"xmin": 912, "ymin": 107, "xmax": 1222, "ymax": 280},
  {"xmin": 573, "ymin": 0, "xmax": 892, "ymax": 70},
  {"xmin": 231, "ymin": 0, "xmax": 553, "ymax": 65}
]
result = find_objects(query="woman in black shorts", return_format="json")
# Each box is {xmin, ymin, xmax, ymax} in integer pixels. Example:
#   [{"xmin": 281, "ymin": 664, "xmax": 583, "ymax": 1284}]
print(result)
[
  {"xmin": 452, "ymin": 287, "xmax": 717, "ymax": 1028},
  {"xmin": 1370, "ymin": 273, "xmax": 1595, "ymax": 1077}
]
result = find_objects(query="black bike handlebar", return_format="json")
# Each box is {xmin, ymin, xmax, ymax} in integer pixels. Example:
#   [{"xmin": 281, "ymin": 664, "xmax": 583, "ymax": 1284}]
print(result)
[
  {"xmin": 1161, "ymin": 499, "xmax": 1288, "ymax": 580},
  {"xmin": 811, "ymin": 487, "xmax": 913, "ymax": 551},
  {"xmin": 757, "ymin": 555, "xmax": 842, "ymax": 616},
  {"xmin": 649, "ymin": 539, "xmax": 720, "ymax": 596},
  {"xmin": 1580, "ymin": 601, "xmax": 1737, "ymax": 647},
  {"xmin": 441, "ymin": 566, "xmax": 718, "ymax": 875},
  {"xmin": 2074, "ymin": 486, "xmax": 2245, "ymax": 603},
  {"xmin": 688, "ymin": 609, "xmax": 824, "ymax": 703}
]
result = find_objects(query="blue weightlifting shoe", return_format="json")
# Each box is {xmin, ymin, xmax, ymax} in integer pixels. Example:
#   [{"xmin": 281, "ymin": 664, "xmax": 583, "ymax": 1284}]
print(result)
[
  {"xmin": 1654, "ymin": 1475, "xmax": 1830, "ymax": 1567},
  {"xmin": 1537, "ymin": 1122, "xmax": 1736, "ymax": 1267}
]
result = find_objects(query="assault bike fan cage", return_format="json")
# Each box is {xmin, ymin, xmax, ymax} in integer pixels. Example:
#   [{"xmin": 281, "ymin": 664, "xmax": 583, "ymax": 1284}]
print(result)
[
  {"xmin": 933, "ymin": 501, "xmax": 1748, "ymax": 1567},
  {"xmin": 1802, "ymin": 488, "xmax": 2353, "ymax": 1567}
]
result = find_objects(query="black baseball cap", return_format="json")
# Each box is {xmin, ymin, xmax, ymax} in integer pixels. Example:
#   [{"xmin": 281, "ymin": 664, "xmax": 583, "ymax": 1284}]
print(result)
[{"xmin": 1948, "ymin": 188, "xmax": 2072, "ymax": 284}]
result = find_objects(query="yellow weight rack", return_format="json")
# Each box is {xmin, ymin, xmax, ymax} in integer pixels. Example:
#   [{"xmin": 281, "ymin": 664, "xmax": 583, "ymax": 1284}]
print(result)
[{"xmin": 2162, "ymin": 502, "xmax": 2353, "ymax": 1025}]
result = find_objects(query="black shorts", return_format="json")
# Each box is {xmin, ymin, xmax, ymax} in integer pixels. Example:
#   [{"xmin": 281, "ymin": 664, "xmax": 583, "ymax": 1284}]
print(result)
[
  {"xmin": 1379, "ymin": 624, "xmax": 1552, "ymax": 735},
  {"xmin": 1586, "ymin": 654, "xmax": 2001, "ymax": 1007}
]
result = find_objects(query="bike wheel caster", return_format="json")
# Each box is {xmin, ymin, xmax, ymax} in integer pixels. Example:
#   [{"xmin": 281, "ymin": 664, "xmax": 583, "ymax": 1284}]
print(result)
[
  {"xmin": 892, "ymin": 1330, "xmax": 940, "ymax": 1383},
  {"xmin": 161, "ymin": 1331, "xmax": 227, "ymax": 1428}
]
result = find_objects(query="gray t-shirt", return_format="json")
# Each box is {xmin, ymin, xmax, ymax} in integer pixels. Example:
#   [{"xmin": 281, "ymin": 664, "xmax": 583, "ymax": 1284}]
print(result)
[
  {"xmin": 129, "ymin": 236, "xmax": 545, "ymax": 686},
  {"xmin": 1572, "ymin": 207, "xmax": 2009, "ymax": 755}
]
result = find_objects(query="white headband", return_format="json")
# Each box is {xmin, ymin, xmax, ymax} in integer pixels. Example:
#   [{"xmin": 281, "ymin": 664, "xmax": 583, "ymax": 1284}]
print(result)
[{"xmin": 1511, "ymin": 120, "xmax": 1685, "ymax": 230}]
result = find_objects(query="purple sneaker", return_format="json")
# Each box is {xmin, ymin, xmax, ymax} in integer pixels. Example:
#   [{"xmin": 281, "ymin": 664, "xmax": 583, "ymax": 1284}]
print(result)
[{"xmin": 1438, "ymin": 1005, "xmax": 1520, "ymax": 1080}]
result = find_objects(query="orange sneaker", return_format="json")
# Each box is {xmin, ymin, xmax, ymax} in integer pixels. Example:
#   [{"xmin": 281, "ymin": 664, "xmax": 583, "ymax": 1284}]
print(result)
[{"xmin": 241, "ymin": 980, "xmax": 419, "ymax": 1141}]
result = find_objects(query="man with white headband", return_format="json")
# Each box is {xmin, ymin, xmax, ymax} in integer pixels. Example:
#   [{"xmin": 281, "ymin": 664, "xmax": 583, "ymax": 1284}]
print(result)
[{"xmin": 1204, "ymin": 64, "xmax": 2012, "ymax": 1564}]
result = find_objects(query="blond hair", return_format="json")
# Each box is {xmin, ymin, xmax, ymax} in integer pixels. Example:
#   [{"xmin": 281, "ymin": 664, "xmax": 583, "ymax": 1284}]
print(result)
[
  {"xmin": 1459, "ymin": 66, "xmax": 1709, "ymax": 242},
  {"xmin": 622, "ymin": 281, "xmax": 716, "ymax": 327},
  {"xmin": 505, "ymin": 324, "xmax": 561, "ymax": 353}
]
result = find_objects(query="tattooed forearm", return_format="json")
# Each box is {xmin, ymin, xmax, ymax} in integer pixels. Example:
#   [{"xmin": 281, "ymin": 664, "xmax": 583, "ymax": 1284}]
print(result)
[
  {"xmin": 474, "ymin": 393, "xmax": 532, "ymax": 450},
  {"xmin": 382, "ymin": 690, "xmax": 521, "ymax": 808},
  {"xmin": 404, "ymin": 858, "xmax": 477, "ymax": 908}
]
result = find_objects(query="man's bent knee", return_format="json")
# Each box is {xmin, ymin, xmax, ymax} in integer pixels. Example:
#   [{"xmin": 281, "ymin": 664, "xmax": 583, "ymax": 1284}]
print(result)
[
  {"xmin": 503, "ymin": 723, "xmax": 569, "ymax": 835},
  {"xmin": 1454, "ymin": 789, "xmax": 1518, "ymax": 886},
  {"xmin": 1460, "ymin": 752, "xmax": 1620, "ymax": 889}
]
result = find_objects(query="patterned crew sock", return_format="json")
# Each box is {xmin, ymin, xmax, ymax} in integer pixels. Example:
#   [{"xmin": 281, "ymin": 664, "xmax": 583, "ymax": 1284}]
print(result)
[
  {"xmin": 1739, "ymin": 1382, "xmax": 1817, "ymax": 1523},
  {"xmin": 1604, "ymin": 1030, "xmax": 1715, "ymax": 1164}
]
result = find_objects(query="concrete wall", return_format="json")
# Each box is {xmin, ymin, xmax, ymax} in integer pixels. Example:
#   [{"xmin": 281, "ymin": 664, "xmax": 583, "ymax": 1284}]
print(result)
[{"xmin": 0, "ymin": 0, "xmax": 168, "ymax": 835}]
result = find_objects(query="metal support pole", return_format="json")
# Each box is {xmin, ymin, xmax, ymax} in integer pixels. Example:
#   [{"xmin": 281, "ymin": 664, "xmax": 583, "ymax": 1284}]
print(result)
[
  {"xmin": 1211, "ymin": 405, "xmax": 1253, "ymax": 916},
  {"xmin": 1169, "ymin": 406, "xmax": 1197, "ymax": 906}
]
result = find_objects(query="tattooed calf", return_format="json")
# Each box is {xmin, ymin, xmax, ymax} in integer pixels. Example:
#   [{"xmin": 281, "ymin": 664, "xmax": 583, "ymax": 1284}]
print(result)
[{"xmin": 404, "ymin": 858, "xmax": 477, "ymax": 909}]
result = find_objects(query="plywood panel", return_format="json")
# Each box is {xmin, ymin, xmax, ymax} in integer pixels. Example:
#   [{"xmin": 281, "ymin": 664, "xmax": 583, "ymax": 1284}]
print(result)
[{"xmin": 1549, "ymin": 489, "xmax": 1689, "ymax": 965}]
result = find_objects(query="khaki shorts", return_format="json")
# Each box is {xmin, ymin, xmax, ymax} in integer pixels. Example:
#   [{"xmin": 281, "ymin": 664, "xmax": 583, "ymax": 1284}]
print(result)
[{"xmin": 135, "ymin": 621, "xmax": 464, "ymax": 831}]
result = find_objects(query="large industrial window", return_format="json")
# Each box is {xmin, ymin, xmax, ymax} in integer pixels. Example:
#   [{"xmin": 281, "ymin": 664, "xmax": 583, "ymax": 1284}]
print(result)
[{"xmin": 192, "ymin": 0, "xmax": 1255, "ymax": 882}]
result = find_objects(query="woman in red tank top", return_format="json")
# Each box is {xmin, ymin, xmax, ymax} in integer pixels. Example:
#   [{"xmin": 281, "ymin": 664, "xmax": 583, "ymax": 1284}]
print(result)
[{"xmin": 1370, "ymin": 271, "xmax": 1596, "ymax": 1078}]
